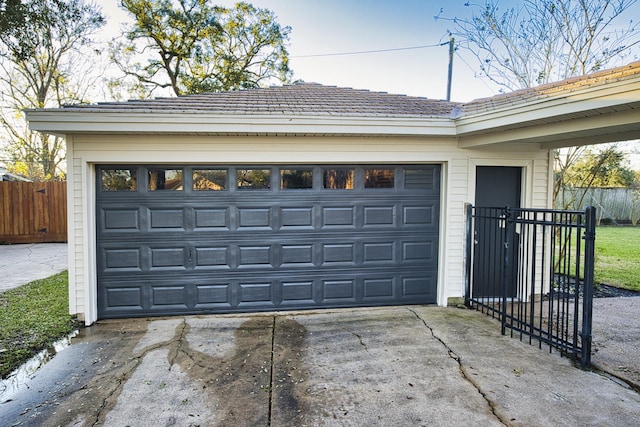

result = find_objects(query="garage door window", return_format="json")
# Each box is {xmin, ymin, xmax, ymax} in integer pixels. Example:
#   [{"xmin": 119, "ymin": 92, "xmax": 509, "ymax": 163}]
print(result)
[
  {"xmin": 193, "ymin": 169, "xmax": 227, "ymax": 191},
  {"xmin": 237, "ymin": 168, "xmax": 271, "ymax": 189},
  {"xmin": 148, "ymin": 168, "xmax": 183, "ymax": 191},
  {"xmin": 323, "ymin": 169, "xmax": 354, "ymax": 189},
  {"xmin": 101, "ymin": 168, "xmax": 137, "ymax": 192},
  {"xmin": 364, "ymin": 169, "xmax": 394, "ymax": 188},
  {"xmin": 281, "ymin": 169, "xmax": 313, "ymax": 189}
]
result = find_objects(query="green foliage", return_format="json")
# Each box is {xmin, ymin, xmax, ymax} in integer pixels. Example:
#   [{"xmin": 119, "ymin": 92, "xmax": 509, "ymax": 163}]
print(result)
[
  {"xmin": 562, "ymin": 146, "xmax": 635, "ymax": 188},
  {"xmin": 111, "ymin": 0, "xmax": 291, "ymax": 97},
  {"xmin": 0, "ymin": 0, "xmax": 26, "ymax": 39},
  {"xmin": 0, "ymin": 271, "xmax": 77, "ymax": 379},
  {"xmin": 595, "ymin": 226, "xmax": 640, "ymax": 291},
  {"xmin": 0, "ymin": 0, "xmax": 105, "ymax": 181}
]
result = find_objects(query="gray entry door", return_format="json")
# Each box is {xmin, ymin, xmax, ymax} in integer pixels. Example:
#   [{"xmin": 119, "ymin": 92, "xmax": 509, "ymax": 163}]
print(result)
[
  {"xmin": 96, "ymin": 165, "xmax": 440, "ymax": 319},
  {"xmin": 472, "ymin": 166, "xmax": 522, "ymax": 298}
]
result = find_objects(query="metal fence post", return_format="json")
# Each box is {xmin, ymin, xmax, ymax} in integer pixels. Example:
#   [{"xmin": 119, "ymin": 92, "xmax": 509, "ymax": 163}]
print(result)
[
  {"xmin": 580, "ymin": 206, "xmax": 596, "ymax": 367},
  {"xmin": 501, "ymin": 206, "xmax": 513, "ymax": 336},
  {"xmin": 464, "ymin": 203, "xmax": 473, "ymax": 307}
]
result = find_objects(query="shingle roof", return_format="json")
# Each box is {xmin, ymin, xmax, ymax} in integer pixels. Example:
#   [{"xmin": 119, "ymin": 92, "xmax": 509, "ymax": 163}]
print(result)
[
  {"xmin": 55, "ymin": 61, "xmax": 640, "ymax": 120},
  {"xmin": 64, "ymin": 82, "xmax": 461, "ymax": 118},
  {"xmin": 462, "ymin": 61, "xmax": 640, "ymax": 114}
]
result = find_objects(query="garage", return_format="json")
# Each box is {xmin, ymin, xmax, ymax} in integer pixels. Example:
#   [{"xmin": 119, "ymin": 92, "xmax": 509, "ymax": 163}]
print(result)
[{"xmin": 96, "ymin": 164, "xmax": 440, "ymax": 318}]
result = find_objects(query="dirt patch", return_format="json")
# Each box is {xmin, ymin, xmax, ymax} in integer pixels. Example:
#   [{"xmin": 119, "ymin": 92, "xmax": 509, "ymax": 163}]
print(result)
[
  {"xmin": 171, "ymin": 317, "xmax": 274, "ymax": 426},
  {"xmin": 271, "ymin": 317, "xmax": 309, "ymax": 425}
]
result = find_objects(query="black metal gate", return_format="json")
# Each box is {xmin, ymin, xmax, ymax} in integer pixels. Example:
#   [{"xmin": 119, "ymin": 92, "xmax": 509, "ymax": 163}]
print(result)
[{"xmin": 465, "ymin": 205, "xmax": 596, "ymax": 367}]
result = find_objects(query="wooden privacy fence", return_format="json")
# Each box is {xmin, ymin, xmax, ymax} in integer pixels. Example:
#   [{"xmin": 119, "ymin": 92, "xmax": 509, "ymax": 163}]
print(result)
[{"xmin": 0, "ymin": 181, "xmax": 67, "ymax": 243}]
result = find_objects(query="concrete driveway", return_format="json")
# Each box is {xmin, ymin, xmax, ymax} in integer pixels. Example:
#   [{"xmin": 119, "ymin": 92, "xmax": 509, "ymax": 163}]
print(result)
[
  {"xmin": 0, "ymin": 243, "xmax": 67, "ymax": 293},
  {"xmin": 2, "ymin": 306, "xmax": 639, "ymax": 426}
]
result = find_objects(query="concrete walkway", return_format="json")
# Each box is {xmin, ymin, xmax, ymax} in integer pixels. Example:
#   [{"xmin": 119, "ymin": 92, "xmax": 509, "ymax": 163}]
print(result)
[
  {"xmin": 0, "ymin": 243, "xmax": 67, "ymax": 292},
  {"xmin": 2, "ymin": 306, "xmax": 640, "ymax": 426}
]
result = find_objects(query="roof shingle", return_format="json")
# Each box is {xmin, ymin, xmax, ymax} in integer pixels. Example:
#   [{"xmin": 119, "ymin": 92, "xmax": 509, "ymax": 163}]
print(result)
[
  {"xmin": 64, "ymin": 82, "xmax": 461, "ymax": 118},
  {"xmin": 57, "ymin": 61, "xmax": 640, "ymax": 119}
]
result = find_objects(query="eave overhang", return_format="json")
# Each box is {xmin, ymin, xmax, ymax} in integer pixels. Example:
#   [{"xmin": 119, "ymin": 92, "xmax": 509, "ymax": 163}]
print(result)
[
  {"xmin": 455, "ymin": 73, "xmax": 640, "ymax": 149},
  {"xmin": 24, "ymin": 111, "xmax": 458, "ymax": 138}
]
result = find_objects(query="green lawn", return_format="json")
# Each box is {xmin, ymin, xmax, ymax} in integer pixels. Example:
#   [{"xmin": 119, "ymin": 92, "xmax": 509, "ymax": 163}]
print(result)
[
  {"xmin": 595, "ymin": 226, "xmax": 640, "ymax": 292},
  {"xmin": 0, "ymin": 271, "xmax": 77, "ymax": 379}
]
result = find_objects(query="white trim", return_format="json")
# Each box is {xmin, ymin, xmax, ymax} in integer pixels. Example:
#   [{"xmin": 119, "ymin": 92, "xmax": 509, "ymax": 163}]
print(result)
[
  {"xmin": 26, "ymin": 112, "xmax": 457, "ymax": 137},
  {"xmin": 83, "ymin": 161, "xmax": 98, "ymax": 325},
  {"xmin": 437, "ymin": 160, "xmax": 450, "ymax": 307},
  {"xmin": 66, "ymin": 136, "xmax": 76, "ymax": 316},
  {"xmin": 468, "ymin": 159, "xmax": 534, "ymax": 208}
]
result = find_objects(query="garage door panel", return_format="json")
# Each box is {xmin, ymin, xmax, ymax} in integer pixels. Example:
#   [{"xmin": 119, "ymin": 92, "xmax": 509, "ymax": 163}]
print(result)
[
  {"xmin": 238, "ymin": 208, "xmax": 272, "ymax": 229},
  {"xmin": 402, "ymin": 274, "xmax": 437, "ymax": 298},
  {"xmin": 194, "ymin": 247, "xmax": 230, "ymax": 268},
  {"xmin": 322, "ymin": 279, "xmax": 356, "ymax": 302},
  {"xmin": 194, "ymin": 208, "xmax": 229, "ymax": 229},
  {"xmin": 149, "ymin": 209, "xmax": 185, "ymax": 230},
  {"xmin": 238, "ymin": 283, "xmax": 273, "ymax": 305},
  {"xmin": 363, "ymin": 278, "xmax": 395, "ymax": 299},
  {"xmin": 280, "ymin": 207, "xmax": 314, "ymax": 228},
  {"xmin": 322, "ymin": 207, "xmax": 355, "ymax": 227},
  {"xmin": 105, "ymin": 286, "xmax": 143, "ymax": 309},
  {"xmin": 195, "ymin": 283, "xmax": 232, "ymax": 308},
  {"xmin": 102, "ymin": 209, "xmax": 140, "ymax": 231},
  {"xmin": 363, "ymin": 242, "xmax": 395, "ymax": 263},
  {"xmin": 281, "ymin": 281, "xmax": 314, "ymax": 304},
  {"xmin": 151, "ymin": 285, "xmax": 188, "ymax": 309},
  {"xmin": 238, "ymin": 245, "xmax": 272, "ymax": 267},
  {"xmin": 281, "ymin": 244, "xmax": 314, "ymax": 266},
  {"xmin": 97, "ymin": 164, "xmax": 440, "ymax": 318},
  {"xmin": 103, "ymin": 248, "xmax": 142, "ymax": 271},
  {"xmin": 363, "ymin": 206, "xmax": 395, "ymax": 226}
]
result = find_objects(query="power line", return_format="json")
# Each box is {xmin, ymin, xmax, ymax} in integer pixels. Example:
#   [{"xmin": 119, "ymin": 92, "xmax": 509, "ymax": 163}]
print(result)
[{"xmin": 293, "ymin": 43, "xmax": 446, "ymax": 58}]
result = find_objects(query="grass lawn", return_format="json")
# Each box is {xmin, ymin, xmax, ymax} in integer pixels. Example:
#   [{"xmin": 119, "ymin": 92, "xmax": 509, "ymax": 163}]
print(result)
[
  {"xmin": 595, "ymin": 226, "xmax": 640, "ymax": 292},
  {"xmin": 0, "ymin": 271, "xmax": 77, "ymax": 379}
]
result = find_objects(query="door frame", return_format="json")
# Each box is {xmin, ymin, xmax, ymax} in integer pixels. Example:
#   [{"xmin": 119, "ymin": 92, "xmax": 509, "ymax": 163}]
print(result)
[
  {"xmin": 467, "ymin": 159, "xmax": 531, "ymax": 300},
  {"xmin": 468, "ymin": 159, "xmax": 532, "ymax": 209}
]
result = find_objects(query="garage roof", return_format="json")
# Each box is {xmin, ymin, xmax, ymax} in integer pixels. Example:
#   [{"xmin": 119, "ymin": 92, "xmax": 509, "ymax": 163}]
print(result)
[
  {"xmin": 61, "ymin": 82, "xmax": 461, "ymax": 118},
  {"xmin": 25, "ymin": 62, "xmax": 640, "ymax": 148}
]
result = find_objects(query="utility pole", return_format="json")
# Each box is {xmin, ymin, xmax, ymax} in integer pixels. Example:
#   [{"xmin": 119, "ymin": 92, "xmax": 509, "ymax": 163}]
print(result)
[{"xmin": 446, "ymin": 37, "xmax": 454, "ymax": 101}]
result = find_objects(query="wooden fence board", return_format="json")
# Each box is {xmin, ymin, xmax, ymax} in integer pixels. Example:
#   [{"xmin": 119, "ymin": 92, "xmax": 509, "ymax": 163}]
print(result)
[{"xmin": 0, "ymin": 181, "xmax": 67, "ymax": 243}]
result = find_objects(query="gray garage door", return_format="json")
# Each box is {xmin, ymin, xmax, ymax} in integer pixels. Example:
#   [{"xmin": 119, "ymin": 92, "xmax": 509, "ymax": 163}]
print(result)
[{"xmin": 96, "ymin": 165, "xmax": 440, "ymax": 319}]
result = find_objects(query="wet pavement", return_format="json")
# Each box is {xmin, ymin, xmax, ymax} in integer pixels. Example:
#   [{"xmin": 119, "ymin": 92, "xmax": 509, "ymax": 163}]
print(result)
[{"xmin": 2, "ymin": 306, "xmax": 640, "ymax": 426}]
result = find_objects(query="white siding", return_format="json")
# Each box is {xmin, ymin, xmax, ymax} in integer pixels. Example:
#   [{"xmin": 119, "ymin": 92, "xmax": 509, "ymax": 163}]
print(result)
[{"xmin": 69, "ymin": 134, "xmax": 551, "ymax": 324}]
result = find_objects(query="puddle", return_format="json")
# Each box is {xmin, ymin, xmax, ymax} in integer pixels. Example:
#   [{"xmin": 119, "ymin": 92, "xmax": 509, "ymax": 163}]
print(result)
[{"xmin": 0, "ymin": 330, "xmax": 78, "ymax": 403}]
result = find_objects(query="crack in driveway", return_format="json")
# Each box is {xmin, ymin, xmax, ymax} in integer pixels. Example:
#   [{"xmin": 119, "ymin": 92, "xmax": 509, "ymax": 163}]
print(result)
[{"xmin": 407, "ymin": 308, "xmax": 510, "ymax": 426}]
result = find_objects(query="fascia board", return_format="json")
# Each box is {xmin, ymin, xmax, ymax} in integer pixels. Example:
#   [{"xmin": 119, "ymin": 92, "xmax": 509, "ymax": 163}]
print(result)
[
  {"xmin": 455, "ymin": 78, "xmax": 640, "ymax": 137},
  {"xmin": 458, "ymin": 108, "xmax": 640, "ymax": 148},
  {"xmin": 25, "ymin": 111, "xmax": 457, "ymax": 137}
]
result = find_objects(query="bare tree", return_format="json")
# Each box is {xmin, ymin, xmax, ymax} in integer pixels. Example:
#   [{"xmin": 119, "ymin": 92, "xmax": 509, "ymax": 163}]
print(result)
[
  {"xmin": 439, "ymin": 0, "xmax": 640, "ymax": 208},
  {"xmin": 0, "ymin": 0, "xmax": 105, "ymax": 180},
  {"xmin": 440, "ymin": 0, "xmax": 640, "ymax": 91}
]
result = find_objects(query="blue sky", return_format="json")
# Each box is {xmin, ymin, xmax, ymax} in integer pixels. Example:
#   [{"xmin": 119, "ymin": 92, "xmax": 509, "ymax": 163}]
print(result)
[
  {"xmin": 101, "ymin": 0, "xmax": 640, "ymax": 102},
  {"xmin": 100, "ymin": 0, "xmax": 501, "ymax": 101},
  {"xmin": 101, "ymin": 1, "xmax": 640, "ymax": 102}
]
